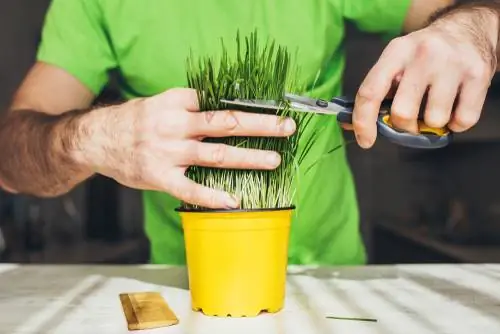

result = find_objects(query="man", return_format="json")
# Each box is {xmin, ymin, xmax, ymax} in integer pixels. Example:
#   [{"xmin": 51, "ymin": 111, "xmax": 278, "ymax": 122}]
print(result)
[{"xmin": 0, "ymin": 0, "xmax": 477, "ymax": 266}]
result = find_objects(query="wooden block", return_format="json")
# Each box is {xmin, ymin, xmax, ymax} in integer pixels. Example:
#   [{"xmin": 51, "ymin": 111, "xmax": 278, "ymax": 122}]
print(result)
[{"xmin": 119, "ymin": 292, "xmax": 179, "ymax": 330}]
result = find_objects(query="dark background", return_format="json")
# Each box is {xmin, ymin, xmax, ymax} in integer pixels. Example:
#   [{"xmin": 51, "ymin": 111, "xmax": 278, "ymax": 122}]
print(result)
[{"xmin": 1, "ymin": 0, "xmax": 500, "ymax": 265}]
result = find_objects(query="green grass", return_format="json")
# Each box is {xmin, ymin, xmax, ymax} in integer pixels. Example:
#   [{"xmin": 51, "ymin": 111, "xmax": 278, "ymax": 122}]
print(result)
[{"xmin": 183, "ymin": 31, "xmax": 324, "ymax": 210}]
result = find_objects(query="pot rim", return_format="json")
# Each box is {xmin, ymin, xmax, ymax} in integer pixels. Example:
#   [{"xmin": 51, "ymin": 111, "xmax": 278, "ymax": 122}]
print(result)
[{"xmin": 175, "ymin": 205, "xmax": 295, "ymax": 213}]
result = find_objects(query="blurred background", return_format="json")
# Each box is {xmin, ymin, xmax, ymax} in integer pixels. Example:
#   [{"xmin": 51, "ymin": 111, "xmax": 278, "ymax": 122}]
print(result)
[{"xmin": 1, "ymin": 0, "xmax": 500, "ymax": 265}]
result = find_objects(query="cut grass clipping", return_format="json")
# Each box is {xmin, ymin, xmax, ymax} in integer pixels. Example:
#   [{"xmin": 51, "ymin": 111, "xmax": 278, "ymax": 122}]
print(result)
[{"xmin": 185, "ymin": 31, "xmax": 329, "ymax": 210}]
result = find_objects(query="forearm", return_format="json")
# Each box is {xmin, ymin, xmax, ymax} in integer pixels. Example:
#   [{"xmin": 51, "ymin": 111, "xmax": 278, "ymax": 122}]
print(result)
[
  {"xmin": 0, "ymin": 107, "xmax": 105, "ymax": 197},
  {"xmin": 429, "ymin": 1, "xmax": 500, "ymax": 69},
  {"xmin": 403, "ymin": 0, "xmax": 456, "ymax": 32}
]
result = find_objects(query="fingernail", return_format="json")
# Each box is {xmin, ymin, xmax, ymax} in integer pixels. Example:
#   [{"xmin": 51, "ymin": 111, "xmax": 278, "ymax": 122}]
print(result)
[
  {"xmin": 283, "ymin": 118, "xmax": 296, "ymax": 134},
  {"xmin": 225, "ymin": 194, "xmax": 239, "ymax": 208},
  {"xmin": 266, "ymin": 153, "xmax": 281, "ymax": 167},
  {"xmin": 356, "ymin": 134, "xmax": 371, "ymax": 149}
]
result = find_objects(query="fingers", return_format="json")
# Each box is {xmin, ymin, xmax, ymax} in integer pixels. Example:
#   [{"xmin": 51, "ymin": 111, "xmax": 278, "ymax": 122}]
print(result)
[
  {"xmin": 423, "ymin": 74, "xmax": 461, "ymax": 129},
  {"xmin": 191, "ymin": 109, "xmax": 296, "ymax": 138},
  {"xmin": 448, "ymin": 80, "xmax": 488, "ymax": 132},
  {"xmin": 353, "ymin": 38, "xmax": 412, "ymax": 148},
  {"xmin": 390, "ymin": 64, "xmax": 429, "ymax": 134},
  {"xmin": 0, "ymin": 179, "xmax": 18, "ymax": 194},
  {"xmin": 184, "ymin": 140, "xmax": 281, "ymax": 170},
  {"xmin": 168, "ymin": 175, "xmax": 240, "ymax": 209},
  {"xmin": 447, "ymin": 59, "xmax": 492, "ymax": 132}
]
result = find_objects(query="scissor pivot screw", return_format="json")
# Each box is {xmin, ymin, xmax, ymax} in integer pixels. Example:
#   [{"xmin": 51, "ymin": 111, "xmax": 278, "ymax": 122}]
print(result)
[{"xmin": 316, "ymin": 99, "xmax": 329, "ymax": 108}]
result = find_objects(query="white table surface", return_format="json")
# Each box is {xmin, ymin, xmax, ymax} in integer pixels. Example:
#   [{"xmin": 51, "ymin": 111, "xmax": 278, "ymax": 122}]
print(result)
[{"xmin": 1, "ymin": 263, "xmax": 500, "ymax": 334}]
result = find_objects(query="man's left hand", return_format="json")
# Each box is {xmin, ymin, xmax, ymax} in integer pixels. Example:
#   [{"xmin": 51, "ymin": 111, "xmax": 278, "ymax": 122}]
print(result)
[{"xmin": 351, "ymin": 8, "xmax": 499, "ymax": 148}]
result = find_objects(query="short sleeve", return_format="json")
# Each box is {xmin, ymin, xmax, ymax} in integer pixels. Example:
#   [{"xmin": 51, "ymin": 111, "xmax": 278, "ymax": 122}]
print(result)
[
  {"xmin": 37, "ymin": 0, "xmax": 116, "ymax": 95},
  {"xmin": 342, "ymin": 0, "xmax": 412, "ymax": 37}
]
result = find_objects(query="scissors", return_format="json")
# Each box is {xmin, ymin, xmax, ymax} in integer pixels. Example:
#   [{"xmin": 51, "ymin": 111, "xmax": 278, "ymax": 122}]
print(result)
[{"xmin": 220, "ymin": 93, "xmax": 452, "ymax": 149}]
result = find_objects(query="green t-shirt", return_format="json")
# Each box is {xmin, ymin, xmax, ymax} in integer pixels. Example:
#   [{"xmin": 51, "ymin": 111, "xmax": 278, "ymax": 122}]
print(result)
[{"xmin": 37, "ymin": 0, "xmax": 410, "ymax": 265}]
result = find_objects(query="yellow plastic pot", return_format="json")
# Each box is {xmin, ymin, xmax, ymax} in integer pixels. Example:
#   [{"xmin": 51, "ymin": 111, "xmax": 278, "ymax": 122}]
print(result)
[{"xmin": 176, "ymin": 206, "xmax": 294, "ymax": 317}]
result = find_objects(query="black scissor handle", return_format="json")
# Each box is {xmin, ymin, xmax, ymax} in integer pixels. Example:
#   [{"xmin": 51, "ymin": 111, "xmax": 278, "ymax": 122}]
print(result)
[
  {"xmin": 332, "ymin": 96, "xmax": 392, "ymax": 124},
  {"xmin": 377, "ymin": 114, "xmax": 452, "ymax": 149},
  {"xmin": 332, "ymin": 96, "xmax": 451, "ymax": 149},
  {"xmin": 336, "ymin": 110, "xmax": 353, "ymax": 124}
]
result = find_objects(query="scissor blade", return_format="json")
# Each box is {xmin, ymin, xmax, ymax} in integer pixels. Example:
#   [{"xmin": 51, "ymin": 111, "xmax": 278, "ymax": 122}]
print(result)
[
  {"xmin": 221, "ymin": 97, "xmax": 341, "ymax": 115},
  {"xmin": 284, "ymin": 93, "xmax": 346, "ymax": 115}
]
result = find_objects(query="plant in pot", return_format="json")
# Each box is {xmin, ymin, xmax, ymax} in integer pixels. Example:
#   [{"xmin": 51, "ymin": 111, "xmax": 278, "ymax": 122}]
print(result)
[{"xmin": 176, "ymin": 32, "xmax": 324, "ymax": 317}]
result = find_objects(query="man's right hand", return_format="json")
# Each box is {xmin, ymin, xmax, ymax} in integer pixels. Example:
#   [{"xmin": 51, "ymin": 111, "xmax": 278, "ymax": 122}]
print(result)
[{"xmin": 82, "ymin": 88, "xmax": 296, "ymax": 209}]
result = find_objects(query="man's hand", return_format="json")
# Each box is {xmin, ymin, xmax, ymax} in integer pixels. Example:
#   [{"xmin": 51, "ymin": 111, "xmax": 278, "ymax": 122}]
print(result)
[
  {"xmin": 0, "ymin": 63, "xmax": 295, "ymax": 208},
  {"xmin": 81, "ymin": 88, "xmax": 296, "ymax": 209},
  {"xmin": 352, "ymin": 6, "xmax": 499, "ymax": 148}
]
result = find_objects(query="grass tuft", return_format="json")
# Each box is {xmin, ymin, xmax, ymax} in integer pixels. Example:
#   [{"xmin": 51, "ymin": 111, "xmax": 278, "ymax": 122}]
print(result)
[{"xmin": 184, "ymin": 31, "xmax": 323, "ymax": 210}]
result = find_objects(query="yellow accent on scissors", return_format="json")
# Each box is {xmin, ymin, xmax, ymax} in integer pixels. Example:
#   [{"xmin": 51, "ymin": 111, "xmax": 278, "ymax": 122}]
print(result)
[{"xmin": 381, "ymin": 115, "xmax": 450, "ymax": 136}]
